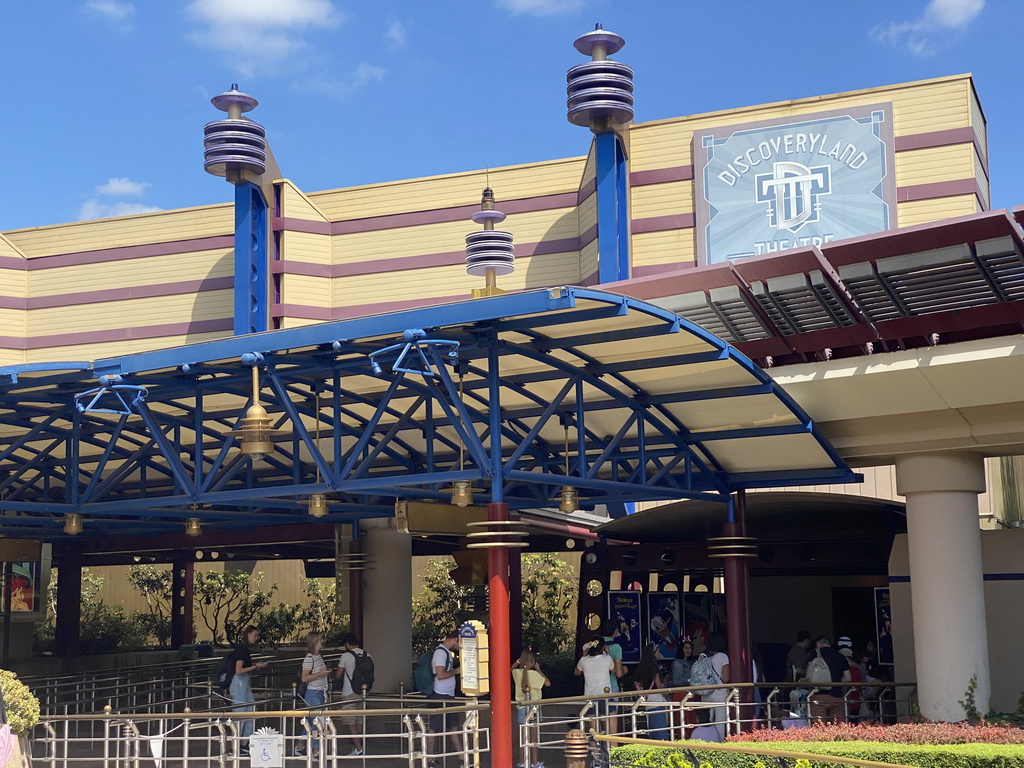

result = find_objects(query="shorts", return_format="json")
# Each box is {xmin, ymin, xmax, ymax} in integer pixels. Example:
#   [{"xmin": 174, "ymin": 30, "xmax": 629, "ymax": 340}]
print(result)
[
  {"xmin": 427, "ymin": 691, "xmax": 457, "ymax": 734},
  {"xmin": 338, "ymin": 692, "xmax": 363, "ymax": 726}
]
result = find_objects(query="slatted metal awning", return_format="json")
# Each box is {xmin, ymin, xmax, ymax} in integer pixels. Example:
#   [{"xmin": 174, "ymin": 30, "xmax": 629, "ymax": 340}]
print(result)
[
  {"xmin": 0, "ymin": 287, "xmax": 856, "ymax": 541},
  {"xmin": 615, "ymin": 209, "xmax": 1024, "ymax": 366}
]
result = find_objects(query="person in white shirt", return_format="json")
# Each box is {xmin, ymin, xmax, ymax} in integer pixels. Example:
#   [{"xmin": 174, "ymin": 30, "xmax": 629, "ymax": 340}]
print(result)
[
  {"xmin": 426, "ymin": 630, "xmax": 463, "ymax": 764},
  {"xmin": 333, "ymin": 633, "xmax": 370, "ymax": 756},
  {"xmin": 575, "ymin": 637, "xmax": 616, "ymax": 732},
  {"xmin": 702, "ymin": 632, "xmax": 731, "ymax": 740}
]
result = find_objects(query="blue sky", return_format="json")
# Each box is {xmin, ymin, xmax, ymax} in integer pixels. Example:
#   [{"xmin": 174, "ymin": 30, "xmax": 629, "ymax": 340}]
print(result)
[{"xmin": 0, "ymin": 0, "xmax": 1018, "ymax": 231}]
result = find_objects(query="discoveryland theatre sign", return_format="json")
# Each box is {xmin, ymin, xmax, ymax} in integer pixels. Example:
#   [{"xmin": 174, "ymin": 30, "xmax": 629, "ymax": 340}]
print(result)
[{"xmin": 694, "ymin": 103, "xmax": 896, "ymax": 265}]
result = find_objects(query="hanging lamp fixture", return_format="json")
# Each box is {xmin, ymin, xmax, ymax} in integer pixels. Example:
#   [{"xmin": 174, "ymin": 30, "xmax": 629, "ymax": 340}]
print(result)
[
  {"xmin": 558, "ymin": 423, "xmax": 579, "ymax": 513},
  {"xmin": 185, "ymin": 518, "xmax": 202, "ymax": 537},
  {"xmin": 63, "ymin": 513, "xmax": 84, "ymax": 536},
  {"xmin": 449, "ymin": 370, "xmax": 478, "ymax": 507},
  {"xmin": 308, "ymin": 390, "xmax": 330, "ymax": 518},
  {"xmin": 234, "ymin": 363, "xmax": 274, "ymax": 461}
]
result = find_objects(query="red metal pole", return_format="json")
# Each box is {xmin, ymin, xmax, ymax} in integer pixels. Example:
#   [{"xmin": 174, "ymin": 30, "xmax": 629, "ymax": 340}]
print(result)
[{"xmin": 488, "ymin": 502, "xmax": 513, "ymax": 768}]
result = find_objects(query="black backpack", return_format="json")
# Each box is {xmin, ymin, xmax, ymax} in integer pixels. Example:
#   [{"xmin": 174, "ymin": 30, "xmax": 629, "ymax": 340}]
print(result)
[
  {"xmin": 214, "ymin": 652, "xmax": 236, "ymax": 691},
  {"xmin": 344, "ymin": 649, "xmax": 375, "ymax": 693}
]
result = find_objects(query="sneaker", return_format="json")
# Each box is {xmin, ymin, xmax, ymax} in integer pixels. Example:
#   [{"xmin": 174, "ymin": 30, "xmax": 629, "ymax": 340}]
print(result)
[
  {"xmin": 349, "ymin": 748, "xmax": 363, "ymax": 756},
  {"xmin": 428, "ymin": 760, "xmax": 442, "ymax": 768},
  {"xmin": 239, "ymin": 747, "xmax": 251, "ymax": 758},
  {"xmin": 294, "ymin": 745, "xmax": 307, "ymax": 756}
]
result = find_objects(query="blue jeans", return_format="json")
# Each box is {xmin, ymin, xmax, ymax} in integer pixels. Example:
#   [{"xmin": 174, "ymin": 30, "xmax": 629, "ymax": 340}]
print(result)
[
  {"xmin": 229, "ymin": 672, "xmax": 255, "ymax": 739},
  {"xmin": 647, "ymin": 705, "xmax": 669, "ymax": 740},
  {"xmin": 301, "ymin": 688, "xmax": 327, "ymax": 750}
]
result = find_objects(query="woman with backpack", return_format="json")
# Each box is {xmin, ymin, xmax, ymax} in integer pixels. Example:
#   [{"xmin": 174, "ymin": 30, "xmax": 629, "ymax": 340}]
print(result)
[
  {"xmin": 635, "ymin": 644, "xmax": 670, "ymax": 740},
  {"xmin": 295, "ymin": 632, "xmax": 331, "ymax": 757},
  {"xmin": 230, "ymin": 625, "xmax": 268, "ymax": 755},
  {"xmin": 697, "ymin": 632, "xmax": 730, "ymax": 740}
]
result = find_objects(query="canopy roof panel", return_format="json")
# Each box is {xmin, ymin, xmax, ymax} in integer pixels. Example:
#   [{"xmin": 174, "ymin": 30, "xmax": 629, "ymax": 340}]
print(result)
[{"xmin": 0, "ymin": 288, "xmax": 857, "ymax": 540}]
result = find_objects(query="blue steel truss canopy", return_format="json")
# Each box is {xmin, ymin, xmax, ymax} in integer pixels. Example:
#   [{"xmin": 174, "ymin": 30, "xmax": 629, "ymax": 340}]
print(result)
[{"xmin": 0, "ymin": 288, "xmax": 857, "ymax": 541}]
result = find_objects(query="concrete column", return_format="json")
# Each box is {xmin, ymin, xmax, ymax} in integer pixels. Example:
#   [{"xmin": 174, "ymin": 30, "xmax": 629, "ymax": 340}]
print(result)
[
  {"xmin": 895, "ymin": 452, "xmax": 988, "ymax": 720},
  {"xmin": 362, "ymin": 518, "xmax": 412, "ymax": 693}
]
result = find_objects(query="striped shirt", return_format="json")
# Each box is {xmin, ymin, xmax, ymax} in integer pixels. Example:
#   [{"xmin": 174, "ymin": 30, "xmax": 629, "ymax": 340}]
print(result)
[{"xmin": 302, "ymin": 653, "xmax": 329, "ymax": 691}]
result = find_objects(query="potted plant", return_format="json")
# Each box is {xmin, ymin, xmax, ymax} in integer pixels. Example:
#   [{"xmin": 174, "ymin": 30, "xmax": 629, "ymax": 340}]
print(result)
[{"xmin": 0, "ymin": 670, "xmax": 40, "ymax": 767}]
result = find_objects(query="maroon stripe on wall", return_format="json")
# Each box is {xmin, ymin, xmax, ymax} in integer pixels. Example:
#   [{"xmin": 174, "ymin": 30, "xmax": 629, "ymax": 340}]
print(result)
[
  {"xmin": 898, "ymin": 178, "xmax": 979, "ymax": 202},
  {"xmin": 274, "ymin": 191, "xmax": 581, "ymax": 237},
  {"xmin": 632, "ymin": 263, "xmax": 689, "ymax": 278},
  {"xmin": 894, "ymin": 126, "xmax": 976, "ymax": 152},
  {"xmin": 630, "ymin": 165, "xmax": 694, "ymax": 187},
  {"xmin": 577, "ymin": 177, "xmax": 597, "ymax": 202},
  {"xmin": 274, "ymin": 237, "xmax": 583, "ymax": 278},
  {"xmin": 0, "ymin": 318, "xmax": 233, "ymax": 350},
  {"xmin": 0, "ymin": 276, "xmax": 234, "ymax": 310},
  {"xmin": 631, "ymin": 213, "xmax": 696, "ymax": 234},
  {"xmin": 0, "ymin": 235, "xmax": 233, "ymax": 271},
  {"xmin": 274, "ymin": 293, "xmax": 469, "ymax": 322}
]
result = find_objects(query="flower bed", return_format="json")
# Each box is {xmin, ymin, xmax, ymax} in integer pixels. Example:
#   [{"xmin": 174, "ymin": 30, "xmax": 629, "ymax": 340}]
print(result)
[
  {"xmin": 611, "ymin": 739, "xmax": 1024, "ymax": 768},
  {"xmin": 729, "ymin": 721, "xmax": 1024, "ymax": 745}
]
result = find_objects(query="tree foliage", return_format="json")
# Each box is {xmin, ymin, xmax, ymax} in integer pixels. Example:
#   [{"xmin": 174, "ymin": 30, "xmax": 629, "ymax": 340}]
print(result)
[
  {"xmin": 410, "ymin": 553, "xmax": 577, "ymax": 658},
  {"xmin": 521, "ymin": 553, "xmax": 576, "ymax": 654},
  {"xmin": 193, "ymin": 569, "xmax": 276, "ymax": 646}
]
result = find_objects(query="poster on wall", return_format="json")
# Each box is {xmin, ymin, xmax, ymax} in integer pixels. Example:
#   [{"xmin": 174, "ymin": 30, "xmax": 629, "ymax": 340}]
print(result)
[
  {"xmin": 874, "ymin": 586, "xmax": 893, "ymax": 666},
  {"xmin": 2, "ymin": 561, "xmax": 42, "ymax": 613},
  {"xmin": 607, "ymin": 591, "xmax": 642, "ymax": 664},
  {"xmin": 682, "ymin": 593, "xmax": 726, "ymax": 656},
  {"xmin": 693, "ymin": 103, "xmax": 896, "ymax": 265},
  {"xmin": 647, "ymin": 592, "xmax": 681, "ymax": 661}
]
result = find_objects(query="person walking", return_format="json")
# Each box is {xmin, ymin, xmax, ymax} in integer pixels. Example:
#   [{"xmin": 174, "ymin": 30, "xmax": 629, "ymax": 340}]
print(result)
[
  {"xmin": 296, "ymin": 632, "xmax": 331, "ymax": 757},
  {"xmin": 335, "ymin": 633, "xmax": 373, "ymax": 756},
  {"xmin": 230, "ymin": 625, "xmax": 267, "ymax": 755}
]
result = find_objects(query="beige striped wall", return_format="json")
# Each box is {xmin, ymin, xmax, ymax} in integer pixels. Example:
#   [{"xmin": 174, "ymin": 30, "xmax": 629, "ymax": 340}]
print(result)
[{"xmin": 0, "ymin": 75, "xmax": 991, "ymax": 363}]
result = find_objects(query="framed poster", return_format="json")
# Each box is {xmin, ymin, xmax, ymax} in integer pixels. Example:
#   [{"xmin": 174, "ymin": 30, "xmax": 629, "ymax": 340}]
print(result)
[
  {"xmin": 874, "ymin": 586, "xmax": 893, "ymax": 666},
  {"xmin": 3, "ymin": 561, "xmax": 42, "ymax": 613},
  {"xmin": 682, "ymin": 593, "xmax": 726, "ymax": 657},
  {"xmin": 647, "ymin": 593, "xmax": 681, "ymax": 661},
  {"xmin": 694, "ymin": 103, "xmax": 896, "ymax": 265},
  {"xmin": 607, "ymin": 591, "xmax": 642, "ymax": 664}
]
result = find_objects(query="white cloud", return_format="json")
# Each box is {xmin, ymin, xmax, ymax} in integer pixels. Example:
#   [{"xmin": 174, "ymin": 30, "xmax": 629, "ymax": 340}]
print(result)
[
  {"xmin": 385, "ymin": 17, "xmax": 408, "ymax": 49},
  {"xmin": 84, "ymin": 0, "xmax": 135, "ymax": 23},
  {"xmin": 186, "ymin": 0, "xmax": 344, "ymax": 76},
  {"xmin": 495, "ymin": 0, "xmax": 586, "ymax": 16},
  {"xmin": 78, "ymin": 200, "xmax": 162, "ymax": 221},
  {"xmin": 297, "ymin": 62, "xmax": 387, "ymax": 101},
  {"xmin": 95, "ymin": 177, "xmax": 150, "ymax": 197},
  {"xmin": 872, "ymin": 0, "xmax": 984, "ymax": 56}
]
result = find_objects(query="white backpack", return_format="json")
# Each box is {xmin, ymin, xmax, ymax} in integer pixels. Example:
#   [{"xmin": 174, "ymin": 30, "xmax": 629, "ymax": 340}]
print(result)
[{"xmin": 806, "ymin": 649, "xmax": 832, "ymax": 685}]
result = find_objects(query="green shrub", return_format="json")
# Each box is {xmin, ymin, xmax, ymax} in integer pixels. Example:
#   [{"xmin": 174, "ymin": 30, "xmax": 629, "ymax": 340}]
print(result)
[
  {"xmin": 0, "ymin": 670, "xmax": 40, "ymax": 736},
  {"xmin": 610, "ymin": 741, "xmax": 1024, "ymax": 768}
]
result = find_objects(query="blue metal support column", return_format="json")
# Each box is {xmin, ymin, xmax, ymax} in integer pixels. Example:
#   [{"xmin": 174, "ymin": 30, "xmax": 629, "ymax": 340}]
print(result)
[
  {"xmin": 234, "ymin": 181, "xmax": 269, "ymax": 336},
  {"xmin": 595, "ymin": 131, "xmax": 630, "ymax": 284}
]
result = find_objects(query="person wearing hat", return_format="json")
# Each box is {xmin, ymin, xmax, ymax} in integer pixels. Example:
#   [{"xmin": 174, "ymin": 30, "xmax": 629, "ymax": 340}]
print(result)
[{"xmin": 837, "ymin": 641, "xmax": 862, "ymax": 720}]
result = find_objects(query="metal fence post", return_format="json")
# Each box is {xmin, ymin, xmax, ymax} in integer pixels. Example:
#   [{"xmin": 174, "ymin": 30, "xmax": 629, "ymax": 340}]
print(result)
[{"xmin": 565, "ymin": 729, "xmax": 588, "ymax": 768}]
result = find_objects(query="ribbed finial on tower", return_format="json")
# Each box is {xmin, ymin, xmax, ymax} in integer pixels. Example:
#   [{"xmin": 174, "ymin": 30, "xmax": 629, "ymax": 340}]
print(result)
[
  {"xmin": 203, "ymin": 84, "xmax": 268, "ymax": 182},
  {"xmin": 566, "ymin": 24, "xmax": 634, "ymax": 133},
  {"xmin": 466, "ymin": 187, "xmax": 515, "ymax": 298}
]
